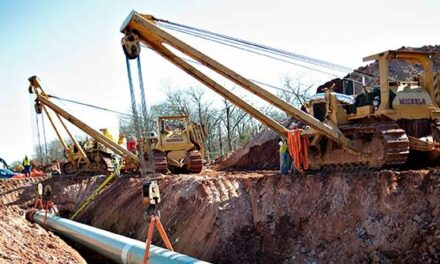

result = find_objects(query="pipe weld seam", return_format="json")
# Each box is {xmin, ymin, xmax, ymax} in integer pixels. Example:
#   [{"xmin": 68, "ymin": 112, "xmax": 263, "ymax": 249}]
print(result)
[{"xmin": 121, "ymin": 243, "xmax": 134, "ymax": 264}]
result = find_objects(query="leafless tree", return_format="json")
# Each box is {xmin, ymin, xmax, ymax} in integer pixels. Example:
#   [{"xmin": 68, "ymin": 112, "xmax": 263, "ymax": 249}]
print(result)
[{"xmin": 278, "ymin": 75, "xmax": 314, "ymax": 108}]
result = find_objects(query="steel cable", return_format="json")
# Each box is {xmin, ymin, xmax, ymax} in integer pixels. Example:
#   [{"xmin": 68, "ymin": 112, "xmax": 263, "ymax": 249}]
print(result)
[
  {"xmin": 136, "ymin": 56, "xmax": 155, "ymax": 170},
  {"xmin": 156, "ymin": 19, "xmax": 383, "ymax": 81},
  {"xmin": 47, "ymin": 95, "xmax": 133, "ymax": 118},
  {"xmin": 125, "ymin": 57, "xmax": 148, "ymax": 179},
  {"xmin": 156, "ymin": 19, "xmax": 352, "ymax": 72},
  {"xmin": 158, "ymin": 23, "xmax": 341, "ymax": 77}
]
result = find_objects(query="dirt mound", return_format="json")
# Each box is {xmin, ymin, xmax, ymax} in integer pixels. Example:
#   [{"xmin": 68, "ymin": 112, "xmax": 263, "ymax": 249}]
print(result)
[
  {"xmin": 0, "ymin": 177, "xmax": 106, "ymax": 264},
  {"xmin": 70, "ymin": 169, "xmax": 440, "ymax": 263},
  {"xmin": 217, "ymin": 119, "xmax": 295, "ymax": 171},
  {"xmin": 217, "ymin": 129, "xmax": 280, "ymax": 170},
  {"xmin": 0, "ymin": 179, "xmax": 86, "ymax": 264},
  {"xmin": 321, "ymin": 45, "xmax": 440, "ymax": 94}
]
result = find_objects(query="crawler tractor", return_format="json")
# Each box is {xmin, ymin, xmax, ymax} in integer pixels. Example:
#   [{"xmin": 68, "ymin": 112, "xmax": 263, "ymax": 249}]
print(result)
[
  {"xmin": 28, "ymin": 76, "xmax": 138, "ymax": 175},
  {"xmin": 120, "ymin": 11, "xmax": 440, "ymax": 171},
  {"xmin": 302, "ymin": 50, "xmax": 440, "ymax": 169},
  {"xmin": 146, "ymin": 115, "xmax": 206, "ymax": 174}
]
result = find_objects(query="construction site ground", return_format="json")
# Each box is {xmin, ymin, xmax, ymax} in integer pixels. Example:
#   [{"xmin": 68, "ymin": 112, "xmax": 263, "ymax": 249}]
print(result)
[{"xmin": 1, "ymin": 168, "xmax": 439, "ymax": 264}]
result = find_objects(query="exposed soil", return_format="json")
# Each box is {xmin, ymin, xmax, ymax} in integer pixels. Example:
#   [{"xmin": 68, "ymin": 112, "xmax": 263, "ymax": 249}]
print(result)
[
  {"xmin": 67, "ymin": 169, "xmax": 440, "ymax": 263},
  {"xmin": 0, "ymin": 178, "xmax": 86, "ymax": 264},
  {"xmin": 2, "ymin": 168, "xmax": 440, "ymax": 264},
  {"xmin": 217, "ymin": 119, "xmax": 295, "ymax": 171}
]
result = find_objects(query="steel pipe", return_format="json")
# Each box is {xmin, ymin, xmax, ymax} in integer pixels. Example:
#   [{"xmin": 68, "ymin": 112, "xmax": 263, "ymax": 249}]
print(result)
[{"xmin": 26, "ymin": 210, "xmax": 210, "ymax": 264}]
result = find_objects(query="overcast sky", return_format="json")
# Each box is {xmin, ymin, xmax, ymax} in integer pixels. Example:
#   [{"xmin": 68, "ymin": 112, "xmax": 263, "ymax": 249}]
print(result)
[{"xmin": 0, "ymin": 0, "xmax": 438, "ymax": 163}]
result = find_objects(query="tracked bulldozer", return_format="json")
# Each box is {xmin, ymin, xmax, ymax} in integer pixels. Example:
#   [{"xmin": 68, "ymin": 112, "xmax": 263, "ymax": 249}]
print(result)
[
  {"xmin": 302, "ymin": 50, "xmax": 440, "ymax": 169},
  {"xmin": 144, "ymin": 115, "xmax": 206, "ymax": 174},
  {"xmin": 120, "ymin": 11, "xmax": 440, "ymax": 171},
  {"xmin": 61, "ymin": 137, "xmax": 115, "ymax": 175},
  {"xmin": 29, "ymin": 76, "xmax": 207, "ymax": 175}
]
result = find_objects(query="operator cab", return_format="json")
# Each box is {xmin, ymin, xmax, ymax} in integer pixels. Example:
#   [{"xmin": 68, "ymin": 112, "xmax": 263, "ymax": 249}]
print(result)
[
  {"xmin": 157, "ymin": 116, "xmax": 191, "ymax": 148},
  {"xmin": 303, "ymin": 92, "xmax": 355, "ymax": 122}
]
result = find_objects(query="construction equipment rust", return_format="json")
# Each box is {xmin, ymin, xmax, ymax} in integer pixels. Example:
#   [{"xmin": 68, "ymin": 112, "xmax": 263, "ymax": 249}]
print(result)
[{"xmin": 120, "ymin": 11, "xmax": 440, "ymax": 171}]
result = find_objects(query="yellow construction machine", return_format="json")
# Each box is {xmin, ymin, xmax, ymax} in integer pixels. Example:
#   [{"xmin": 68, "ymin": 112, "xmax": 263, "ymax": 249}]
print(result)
[
  {"xmin": 28, "ymin": 76, "xmax": 206, "ymax": 174},
  {"xmin": 28, "ymin": 76, "xmax": 139, "ymax": 175},
  {"xmin": 62, "ymin": 137, "xmax": 115, "ymax": 174},
  {"xmin": 120, "ymin": 11, "xmax": 440, "ymax": 171},
  {"xmin": 142, "ymin": 115, "xmax": 206, "ymax": 173}
]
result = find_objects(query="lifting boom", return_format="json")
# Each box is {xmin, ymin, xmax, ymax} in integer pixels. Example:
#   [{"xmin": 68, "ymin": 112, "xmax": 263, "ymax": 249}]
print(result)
[
  {"xmin": 120, "ymin": 11, "xmax": 360, "ymax": 154},
  {"xmin": 28, "ymin": 76, "xmax": 140, "ymax": 168}
]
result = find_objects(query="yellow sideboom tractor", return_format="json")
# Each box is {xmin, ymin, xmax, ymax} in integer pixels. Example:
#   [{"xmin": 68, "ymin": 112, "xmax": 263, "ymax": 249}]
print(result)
[
  {"xmin": 302, "ymin": 50, "xmax": 440, "ymax": 170},
  {"xmin": 120, "ymin": 11, "xmax": 440, "ymax": 171},
  {"xmin": 28, "ymin": 76, "xmax": 206, "ymax": 175}
]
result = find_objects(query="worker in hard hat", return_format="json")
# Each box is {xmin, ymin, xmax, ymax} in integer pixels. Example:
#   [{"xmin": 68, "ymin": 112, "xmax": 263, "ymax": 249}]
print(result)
[
  {"xmin": 278, "ymin": 138, "xmax": 291, "ymax": 175},
  {"xmin": 22, "ymin": 155, "xmax": 31, "ymax": 177}
]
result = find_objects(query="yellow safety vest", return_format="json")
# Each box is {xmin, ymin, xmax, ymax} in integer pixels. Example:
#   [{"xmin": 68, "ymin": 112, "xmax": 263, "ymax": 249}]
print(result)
[
  {"xmin": 23, "ymin": 158, "xmax": 30, "ymax": 166},
  {"xmin": 279, "ymin": 142, "xmax": 288, "ymax": 153}
]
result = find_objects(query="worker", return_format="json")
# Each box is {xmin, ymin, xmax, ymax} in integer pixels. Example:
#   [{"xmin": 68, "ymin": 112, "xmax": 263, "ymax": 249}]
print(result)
[
  {"xmin": 289, "ymin": 123, "xmax": 299, "ymax": 175},
  {"xmin": 22, "ymin": 155, "xmax": 31, "ymax": 177},
  {"xmin": 290, "ymin": 157, "xmax": 298, "ymax": 175},
  {"xmin": 112, "ymin": 155, "xmax": 121, "ymax": 177},
  {"xmin": 278, "ymin": 138, "xmax": 291, "ymax": 175}
]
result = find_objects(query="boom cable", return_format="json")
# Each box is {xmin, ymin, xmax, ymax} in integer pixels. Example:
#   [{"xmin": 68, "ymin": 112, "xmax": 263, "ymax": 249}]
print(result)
[
  {"xmin": 41, "ymin": 114, "xmax": 48, "ymax": 162},
  {"xmin": 34, "ymin": 113, "xmax": 43, "ymax": 163},
  {"xmin": 155, "ymin": 18, "xmax": 383, "ymax": 81},
  {"xmin": 141, "ymin": 44, "xmax": 317, "ymax": 95},
  {"xmin": 156, "ymin": 19, "xmax": 352, "ymax": 72},
  {"xmin": 158, "ymin": 23, "xmax": 341, "ymax": 77},
  {"xmin": 47, "ymin": 95, "xmax": 133, "ymax": 118}
]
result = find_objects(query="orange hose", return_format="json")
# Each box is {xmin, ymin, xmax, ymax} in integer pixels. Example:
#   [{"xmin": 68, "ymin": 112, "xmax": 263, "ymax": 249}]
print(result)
[
  {"xmin": 287, "ymin": 129, "xmax": 309, "ymax": 172},
  {"xmin": 302, "ymin": 134, "xmax": 310, "ymax": 170}
]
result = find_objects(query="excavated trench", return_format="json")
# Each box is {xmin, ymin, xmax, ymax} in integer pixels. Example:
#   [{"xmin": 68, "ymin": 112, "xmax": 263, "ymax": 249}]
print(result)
[
  {"xmin": 0, "ymin": 176, "xmax": 113, "ymax": 264},
  {"xmin": 1, "ymin": 169, "xmax": 440, "ymax": 263}
]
